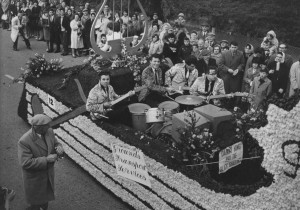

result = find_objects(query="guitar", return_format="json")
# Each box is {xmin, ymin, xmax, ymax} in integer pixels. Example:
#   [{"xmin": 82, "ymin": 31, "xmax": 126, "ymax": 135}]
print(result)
[
  {"xmin": 205, "ymin": 92, "xmax": 255, "ymax": 102},
  {"xmin": 167, "ymin": 81, "xmax": 191, "ymax": 95},
  {"xmin": 50, "ymin": 85, "xmax": 146, "ymax": 126}
]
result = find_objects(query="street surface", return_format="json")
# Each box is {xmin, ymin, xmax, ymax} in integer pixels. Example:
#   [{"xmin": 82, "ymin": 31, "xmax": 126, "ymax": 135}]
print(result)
[{"xmin": 0, "ymin": 28, "xmax": 130, "ymax": 210}]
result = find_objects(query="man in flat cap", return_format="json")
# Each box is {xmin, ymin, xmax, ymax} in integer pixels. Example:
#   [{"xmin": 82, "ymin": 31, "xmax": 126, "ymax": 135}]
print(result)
[{"xmin": 18, "ymin": 114, "xmax": 64, "ymax": 210}]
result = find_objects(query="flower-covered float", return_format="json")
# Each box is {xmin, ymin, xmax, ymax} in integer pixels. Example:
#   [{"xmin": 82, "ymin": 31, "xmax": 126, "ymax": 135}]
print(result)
[{"xmin": 17, "ymin": 52, "xmax": 300, "ymax": 209}]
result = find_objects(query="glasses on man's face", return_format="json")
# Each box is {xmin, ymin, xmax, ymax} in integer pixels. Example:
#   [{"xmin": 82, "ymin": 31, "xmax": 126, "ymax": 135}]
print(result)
[{"xmin": 279, "ymin": 46, "xmax": 286, "ymax": 49}]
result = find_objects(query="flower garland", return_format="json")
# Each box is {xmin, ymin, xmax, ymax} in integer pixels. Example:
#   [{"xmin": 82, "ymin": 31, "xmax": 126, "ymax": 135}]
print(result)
[{"xmin": 13, "ymin": 53, "xmax": 63, "ymax": 83}]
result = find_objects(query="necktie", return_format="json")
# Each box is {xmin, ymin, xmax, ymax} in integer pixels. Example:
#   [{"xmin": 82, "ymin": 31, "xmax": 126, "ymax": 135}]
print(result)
[
  {"xmin": 154, "ymin": 70, "xmax": 159, "ymax": 85},
  {"xmin": 208, "ymin": 81, "xmax": 212, "ymax": 93}
]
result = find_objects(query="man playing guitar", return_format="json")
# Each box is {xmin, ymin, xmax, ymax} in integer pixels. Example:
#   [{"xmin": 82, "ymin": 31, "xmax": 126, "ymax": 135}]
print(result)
[
  {"xmin": 189, "ymin": 66, "xmax": 225, "ymax": 105},
  {"xmin": 165, "ymin": 55, "xmax": 198, "ymax": 95},
  {"xmin": 86, "ymin": 71, "xmax": 135, "ymax": 123}
]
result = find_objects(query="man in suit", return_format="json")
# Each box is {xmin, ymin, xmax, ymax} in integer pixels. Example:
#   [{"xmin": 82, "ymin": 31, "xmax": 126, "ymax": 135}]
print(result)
[
  {"xmin": 219, "ymin": 41, "xmax": 245, "ymax": 94},
  {"xmin": 18, "ymin": 114, "xmax": 64, "ymax": 210},
  {"xmin": 11, "ymin": 12, "xmax": 31, "ymax": 51},
  {"xmin": 197, "ymin": 20, "xmax": 211, "ymax": 40},
  {"xmin": 139, "ymin": 54, "xmax": 172, "ymax": 107},
  {"xmin": 57, "ymin": 8, "xmax": 70, "ymax": 55},
  {"xmin": 48, "ymin": 9, "xmax": 60, "ymax": 53}
]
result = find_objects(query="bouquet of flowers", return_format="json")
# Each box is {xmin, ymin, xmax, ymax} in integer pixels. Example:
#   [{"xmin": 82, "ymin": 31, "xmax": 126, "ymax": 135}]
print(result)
[
  {"xmin": 174, "ymin": 111, "xmax": 218, "ymax": 164},
  {"xmin": 13, "ymin": 53, "xmax": 63, "ymax": 83}
]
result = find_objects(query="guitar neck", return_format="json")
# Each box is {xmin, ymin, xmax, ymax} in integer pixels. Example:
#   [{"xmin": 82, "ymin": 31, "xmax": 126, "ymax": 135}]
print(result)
[{"xmin": 111, "ymin": 93, "xmax": 130, "ymax": 106}]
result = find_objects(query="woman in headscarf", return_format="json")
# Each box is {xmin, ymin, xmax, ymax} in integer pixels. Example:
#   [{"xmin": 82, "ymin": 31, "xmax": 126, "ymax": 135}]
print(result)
[{"xmin": 261, "ymin": 30, "xmax": 279, "ymax": 56}]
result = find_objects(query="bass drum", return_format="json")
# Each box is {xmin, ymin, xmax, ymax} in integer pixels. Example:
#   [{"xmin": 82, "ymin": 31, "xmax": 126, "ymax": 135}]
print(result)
[{"xmin": 145, "ymin": 108, "xmax": 165, "ymax": 123}]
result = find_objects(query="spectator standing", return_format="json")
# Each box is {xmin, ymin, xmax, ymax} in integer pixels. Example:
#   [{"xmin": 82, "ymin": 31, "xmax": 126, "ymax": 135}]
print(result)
[
  {"xmin": 219, "ymin": 41, "xmax": 245, "ymax": 94},
  {"xmin": 103, "ymin": 4, "xmax": 112, "ymax": 20},
  {"xmin": 70, "ymin": 13, "xmax": 84, "ymax": 57},
  {"xmin": 41, "ymin": 9, "xmax": 50, "ymax": 51},
  {"xmin": 11, "ymin": 11, "xmax": 31, "ymax": 51},
  {"xmin": 112, "ymin": 12, "xmax": 122, "ymax": 32},
  {"xmin": 245, "ymin": 47, "xmax": 265, "ymax": 72},
  {"xmin": 250, "ymin": 69, "xmax": 272, "ymax": 110},
  {"xmin": 81, "ymin": 8, "xmax": 90, "ymax": 55},
  {"xmin": 151, "ymin": 13, "xmax": 162, "ymax": 28},
  {"xmin": 198, "ymin": 20, "xmax": 211, "ymax": 40},
  {"xmin": 178, "ymin": 37, "xmax": 192, "ymax": 62},
  {"xmin": 18, "ymin": 114, "xmax": 64, "ymax": 210},
  {"xmin": 267, "ymin": 52, "xmax": 289, "ymax": 96},
  {"xmin": 31, "ymin": 1, "xmax": 41, "ymax": 38},
  {"xmin": 48, "ymin": 8, "xmax": 60, "ymax": 53},
  {"xmin": 268, "ymin": 43, "xmax": 293, "ymax": 70},
  {"xmin": 261, "ymin": 30, "xmax": 279, "ymax": 55},
  {"xmin": 163, "ymin": 33, "xmax": 180, "ymax": 65},
  {"xmin": 148, "ymin": 34, "xmax": 163, "ymax": 56},
  {"xmin": 58, "ymin": 8, "xmax": 70, "ymax": 56},
  {"xmin": 121, "ymin": 10, "xmax": 130, "ymax": 24},
  {"xmin": 289, "ymin": 59, "xmax": 300, "ymax": 97},
  {"xmin": 94, "ymin": 12, "xmax": 109, "ymax": 43},
  {"xmin": 210, "ymin": 45, "xmax": 222, "ymax": 66},
  {"xmin": 242, "ymin": 57, "xmax": 261, "ymax": 92}
]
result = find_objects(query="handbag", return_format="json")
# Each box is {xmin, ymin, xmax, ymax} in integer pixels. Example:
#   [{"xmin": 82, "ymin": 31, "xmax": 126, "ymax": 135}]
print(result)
[{"xmin": 1, "ymin": 14, "xmax": 8, "ymax": 21}]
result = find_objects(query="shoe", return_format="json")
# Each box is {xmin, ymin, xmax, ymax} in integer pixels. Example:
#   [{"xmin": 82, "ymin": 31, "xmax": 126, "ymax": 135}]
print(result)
[
  {"xmin": 27, "ymin": 46, "xmax": 32, "ymax": 50},
  {"xmin": 48, "ymin": 49, "xmax": 54, "ymax": 53},
  {"xmin": 46, "ymin": 49, "xmax": 50, "ymax": 52},
  {"xmin": 13, "ymin": 48, "xmax": 19, "ymax": 51},
  {"xmin": 7, "ymin": 28, "xmax": 11, "ymax": 31},
  {"xmin": 54, "ymin": 49, "xmax": 61, "ymax": 53},
  {"xmin": 61, "ymin": 52, "xmax": 68, "ymax": 56},
  {"xmin": 72, "ymin": 54, "xmax": 76, "ymax": 58},
  {"xmin": 38, "ymin": 38, "xmax": 44, "ymax": 41}
]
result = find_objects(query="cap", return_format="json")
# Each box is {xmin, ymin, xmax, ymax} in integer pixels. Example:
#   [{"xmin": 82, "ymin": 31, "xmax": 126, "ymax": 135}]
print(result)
[
  {"xmin": 153, "ymin": 13, "xmax": 158, "ymax": 16},
  {"xmin": 30, "ymin": 114, "xmax": 52, "ymax": 126},
  {"xmin": 220, "ymin": 40, "xmax": 229, "ymax": 44},
  {"xmin": 178, "ymin": 13, "xmax": 184, "ymax": 17},
  {"xmin": 83, "ymin": 8, "xmax": 88, "ymax": 12}
]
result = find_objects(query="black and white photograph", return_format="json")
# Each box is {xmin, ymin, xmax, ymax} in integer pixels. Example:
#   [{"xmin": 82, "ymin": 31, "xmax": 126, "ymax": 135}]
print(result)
[{"xmin": 1, "ymin": 0, "xmax": 300, "ymax": 209}]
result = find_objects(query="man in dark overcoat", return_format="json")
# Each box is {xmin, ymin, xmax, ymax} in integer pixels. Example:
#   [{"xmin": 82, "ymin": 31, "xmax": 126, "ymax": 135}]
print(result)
[
  {"xmin": 219, "ymin": 41, "xmax": 245, "ymax": 94},
  {"xmin": 18, "ymin": 114, "xmax": 64, "ymax": 210}
]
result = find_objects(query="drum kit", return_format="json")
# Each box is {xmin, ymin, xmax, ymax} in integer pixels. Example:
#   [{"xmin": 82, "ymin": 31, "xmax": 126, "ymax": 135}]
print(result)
[{"xmin": 142, "ymin": 96, "xmax": 204, "ymax": 137}]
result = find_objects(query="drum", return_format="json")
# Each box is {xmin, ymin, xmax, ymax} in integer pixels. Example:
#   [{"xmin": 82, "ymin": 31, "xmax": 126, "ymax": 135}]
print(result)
[
  {"xmin": 128, "ymin": 103, "xmax": 151, "ymax": 131},
  {"xmin": 145, "ymin": 108, "xmax": 165, "ymax": 123},
  {"xmin": 158, "ymin": 101, "xmax": 179, "ymax": 121}
]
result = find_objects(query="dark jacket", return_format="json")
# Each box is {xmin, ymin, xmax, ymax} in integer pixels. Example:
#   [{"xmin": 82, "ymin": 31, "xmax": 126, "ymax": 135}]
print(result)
[{"xmin": 267, "ymin": 61, "xmax": 289, "ymax": 94}]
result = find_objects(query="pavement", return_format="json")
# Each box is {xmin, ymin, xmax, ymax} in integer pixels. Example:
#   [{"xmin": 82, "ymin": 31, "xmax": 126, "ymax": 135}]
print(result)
[{"xmin": 0, "ymin": 28, "xmax": 130, "ymax": 210}]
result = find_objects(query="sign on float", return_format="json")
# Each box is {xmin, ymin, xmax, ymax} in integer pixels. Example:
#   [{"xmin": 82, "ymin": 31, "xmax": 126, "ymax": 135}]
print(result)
[
  {"xmin": 219, "ymin": 141, "xmax": 243, "ymax": 174},
  {"xmin": 111, "ymin": 143, "xmax": 151, "ymax": 187},
  {"xmin": 48, "ymin": 94, "xmax": 56, "ymax": 110}
]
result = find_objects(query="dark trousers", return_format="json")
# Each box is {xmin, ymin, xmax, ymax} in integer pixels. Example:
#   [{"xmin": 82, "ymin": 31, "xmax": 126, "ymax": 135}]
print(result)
[
  {"xmin": 60, "ymin": 31, "xmax": 69, "ymax": 53},
  {"xmin": 13, "ymin": 30, "xmax": 30, "ymax": 50}
]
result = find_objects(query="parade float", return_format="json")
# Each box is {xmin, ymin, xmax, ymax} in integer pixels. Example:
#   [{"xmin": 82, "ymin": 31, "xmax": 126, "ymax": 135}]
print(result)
[{"xmin": 16, "ymin": 1, "xmax": 300, "ymax": 209}]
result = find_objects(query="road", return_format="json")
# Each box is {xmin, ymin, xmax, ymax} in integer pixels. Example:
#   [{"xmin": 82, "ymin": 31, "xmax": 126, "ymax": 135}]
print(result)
[{"xmin": 0, "ymin": 28, "xmax": 130, "ymax": 210}]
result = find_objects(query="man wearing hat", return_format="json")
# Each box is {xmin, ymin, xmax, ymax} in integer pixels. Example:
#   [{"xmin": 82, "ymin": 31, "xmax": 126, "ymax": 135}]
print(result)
[
  {"xmin": 198, "ymin": 20, "xmax": 211, "ymax": 40},
  {"xmin": 151, "ymin": 13, "xmax": 162, "ymax": 28},
  {"xmin": 18, "ymin": 114, "xmax": 64, "ymax": 210}
]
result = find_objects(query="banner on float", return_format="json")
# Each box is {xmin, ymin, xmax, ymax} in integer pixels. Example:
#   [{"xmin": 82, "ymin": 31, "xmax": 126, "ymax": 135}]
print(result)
[
  {"xmin": 111, "ymin": 143, "xmax": 151, "ymax": 187},
  {"xmin": 219, "ymin": 141, "xmax": 243, "ymax": 174}
]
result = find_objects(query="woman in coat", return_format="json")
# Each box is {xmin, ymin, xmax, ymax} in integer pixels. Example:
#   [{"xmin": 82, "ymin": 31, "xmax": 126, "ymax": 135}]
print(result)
[
  {"xmin": 70, "ymin": 13, "xmax": 84, "ymax": 57},
  {"xmin": 148, "ymin": 34, "xmax": 163, "ymax": 55},
  {"xmin": 242, "ymin": 56, "xmax": 261, "ymax": 92}
]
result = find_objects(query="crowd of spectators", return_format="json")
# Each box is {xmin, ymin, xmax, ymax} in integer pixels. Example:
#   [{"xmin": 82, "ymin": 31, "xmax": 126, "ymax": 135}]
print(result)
[{"xmin": 1, "ymin": 0, "xmax": 300, "ymax": 110}]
